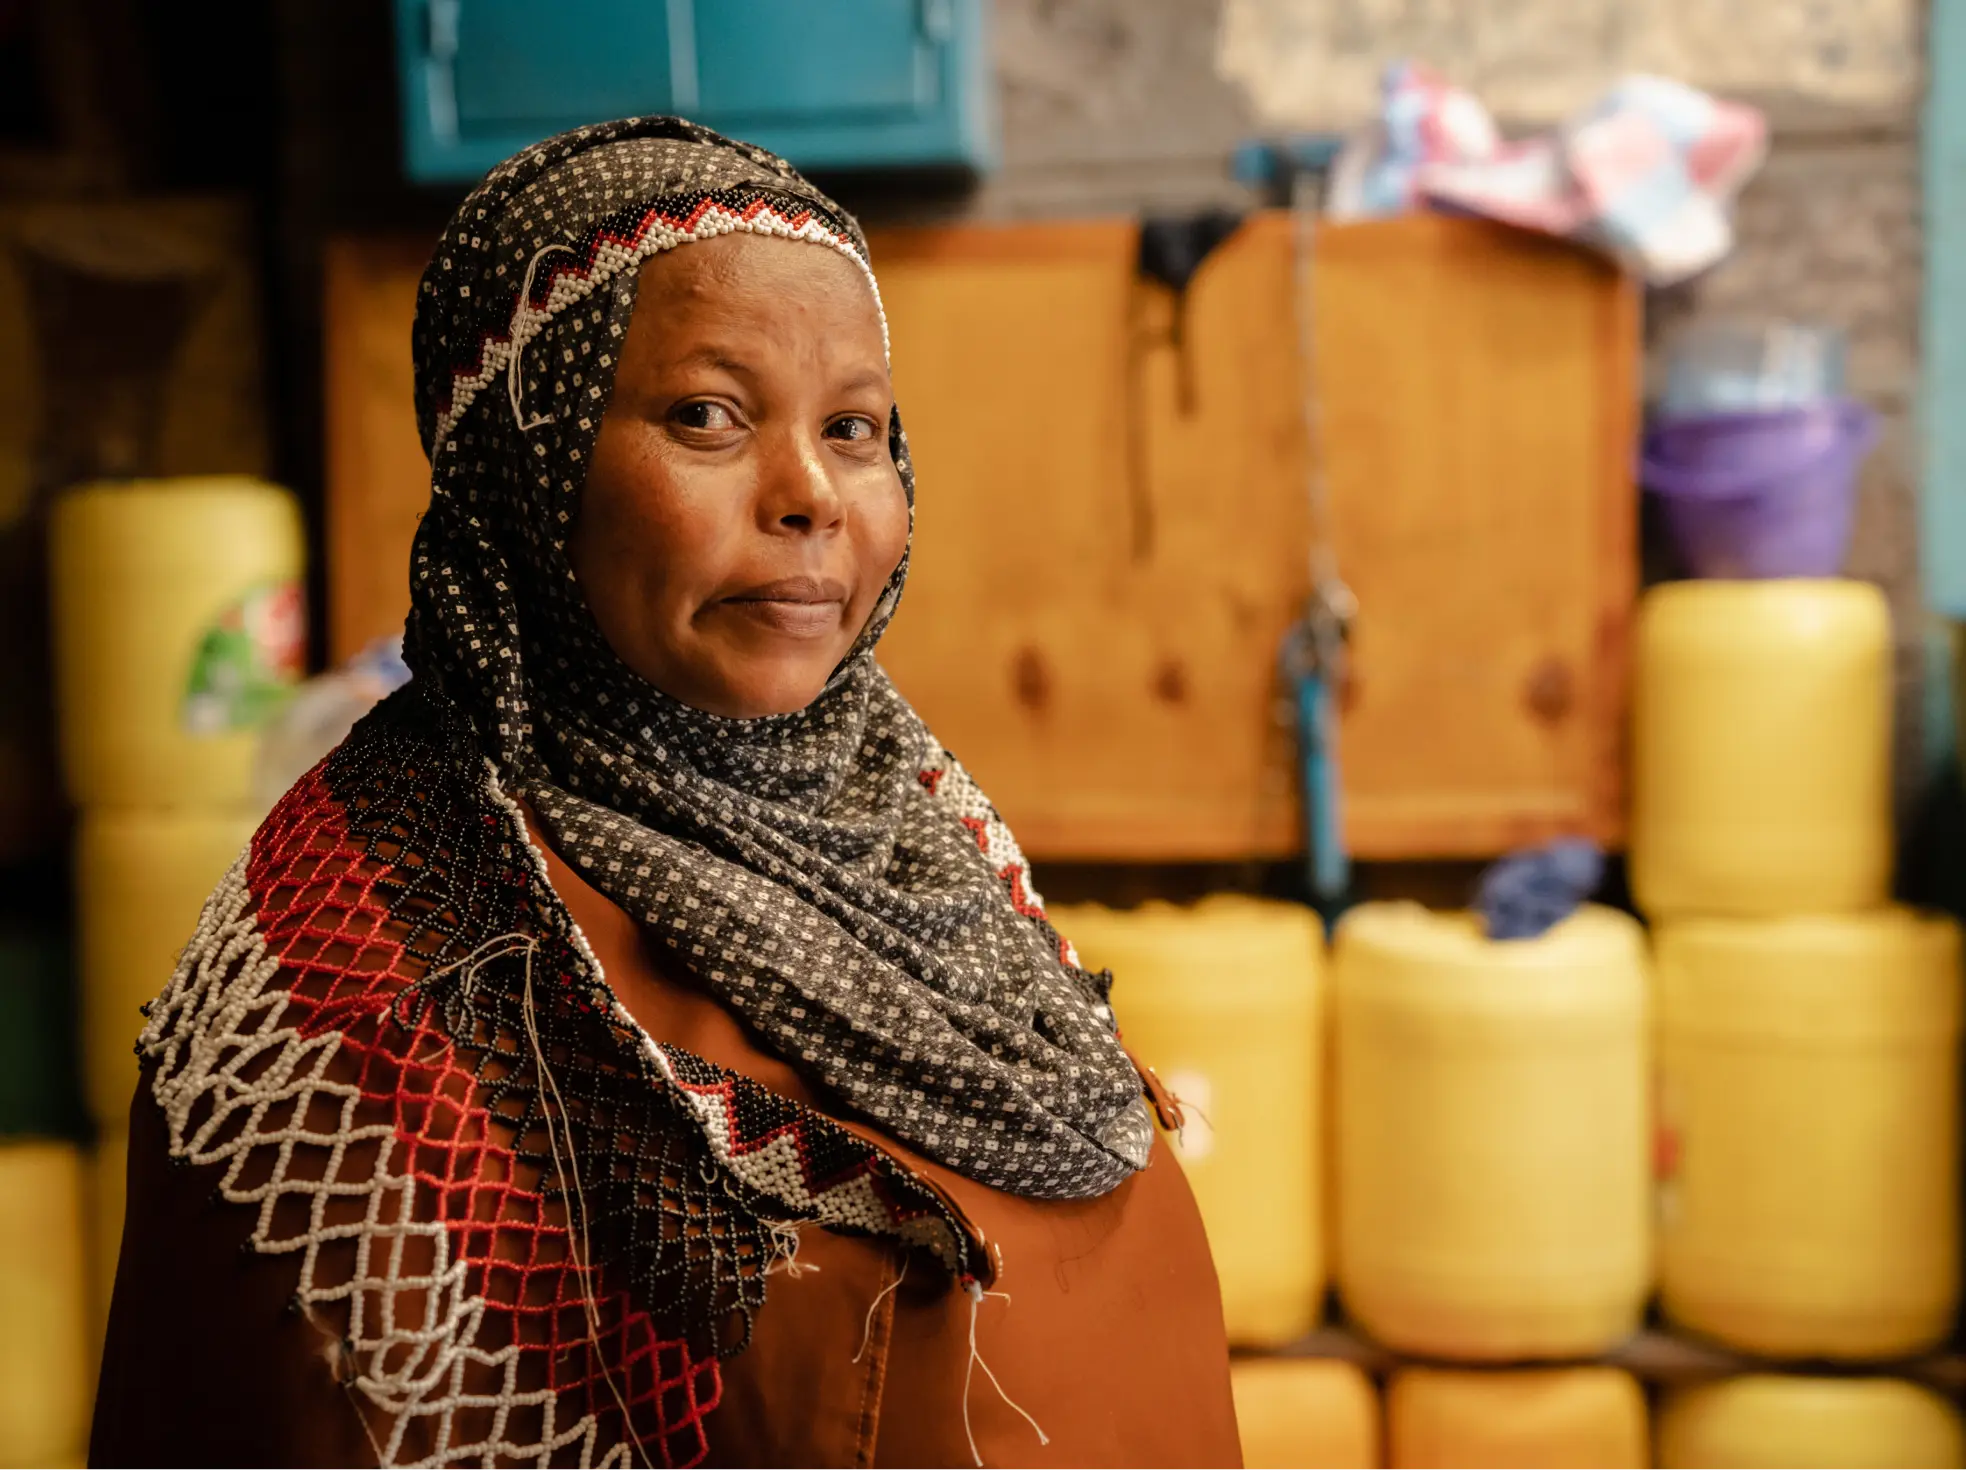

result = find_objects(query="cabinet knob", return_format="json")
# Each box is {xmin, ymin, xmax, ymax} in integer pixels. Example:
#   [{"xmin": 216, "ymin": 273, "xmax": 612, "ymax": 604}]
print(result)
[
  {"xmin": 1523, "ymin": 656, "xmax": 1575, "ymax": 724},
  {"xmin": 1153, "ymin": 657, "xmax": 1188, "ymax": 705},
  {"xmin": 1013, "ymin": 645, "xmax": 1051, "ymax": 711}
]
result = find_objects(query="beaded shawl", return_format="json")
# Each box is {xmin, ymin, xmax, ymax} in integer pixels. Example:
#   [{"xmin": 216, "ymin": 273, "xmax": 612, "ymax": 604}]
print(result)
[{"xmin": 138, "ymin": 117, "xmax": 1148, "ymax": 1466}]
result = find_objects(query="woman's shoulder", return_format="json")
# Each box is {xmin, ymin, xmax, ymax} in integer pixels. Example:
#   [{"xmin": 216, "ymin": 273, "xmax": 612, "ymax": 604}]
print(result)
[
  {"xmin": 141, "ymin": 681, "xmax": 564, "ymax": 1120},
  {"xmin": 241, "ymin": 682, "xmax": 554, "ymax": 986},
  {"xmin": 116, "ymin": 691, "xmax": 662, "ymax": 1467}
]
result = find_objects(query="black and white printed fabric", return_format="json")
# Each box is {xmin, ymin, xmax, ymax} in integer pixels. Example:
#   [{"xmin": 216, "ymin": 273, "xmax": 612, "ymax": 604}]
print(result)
[{"xmin": 404, "ymin": 115, "xmax": 1152, "ymax": 1200}]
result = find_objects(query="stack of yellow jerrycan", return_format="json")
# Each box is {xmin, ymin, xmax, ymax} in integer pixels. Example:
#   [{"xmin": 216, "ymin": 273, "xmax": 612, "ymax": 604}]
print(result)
[
  {"xmin": 0, "ymin": 930, "xmax": 91, "ymax": 1466},
  {"xmin": 1316, "ymin": 897, "xmax": 1651, "ymax": 1468},
  {"xmin": 48, "ymin": 477, "xmax": 305, "ymax": 1367},
  {"xmin": 1231, "ymin": 1358, "xmax": 1379, "ymax": 1469},
  {"xmin": 1053, "ymin": 896, "xmax": 1334, "ymax": 1467},
  {"xmin": 1657, "ymin": 1375, "xmax": 1965, "ymax": 1470},
  {"xmin": 1633, "ymin": 580, "xmax": 1894, "ymax": 914},
  {"xmin": 1049, "ymin": 896, "xmax": 1326, "ymax": 1348},
  {"xmin": 1634, "ymin": 579, "xmax": 1963, "ymax": 1458},
  {"xmin": 0, "ymin": 1142, "xmax": 93, "ymax": 1465},
  {"xmin": 1333, "ymin": 902, "xmax": 1651, "ymax": 1363},
  {"xmin": 1387, "ymin": 1366, "xmax": 1649, "ymax": 1469}
]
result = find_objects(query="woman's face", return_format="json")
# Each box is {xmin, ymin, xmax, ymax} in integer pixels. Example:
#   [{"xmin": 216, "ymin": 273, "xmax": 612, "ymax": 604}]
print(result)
[{"xmin": 571, "ymin": 232, "xmax": 908, "ymax": 718}]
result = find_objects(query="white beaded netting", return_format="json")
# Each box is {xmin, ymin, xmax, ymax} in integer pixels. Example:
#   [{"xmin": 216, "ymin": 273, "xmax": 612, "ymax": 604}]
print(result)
[{"xmin": 142, "ymin": 691, "xmax": 990, "ymax": 1467}]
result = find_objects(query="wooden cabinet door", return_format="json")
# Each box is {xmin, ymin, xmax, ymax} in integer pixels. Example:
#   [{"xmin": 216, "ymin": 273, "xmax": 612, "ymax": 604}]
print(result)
[
  {"xmin": 869, "ymin": 219, "xmax": 1313, "ymax": 859},
  {"xmin": 1313, "ymin": 215, "xmax": 1638, "ymax": 857},
  {"xmin": 874, "ymin": 212, "xmax": 1636, "ymax": 859},
  {"xmin": 322, "ymin": 211, "xmax": 1636, "ymax": 860},
  {"xmin": 323, "ymin": 235, "xmax": 433, "ymax": 665}
]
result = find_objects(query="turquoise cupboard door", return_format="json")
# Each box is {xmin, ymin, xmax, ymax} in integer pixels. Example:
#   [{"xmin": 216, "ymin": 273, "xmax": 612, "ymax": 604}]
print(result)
[
  {"xmin": 1926, "ymin": 0, "xmax": 1966, "ymax": 616},
  {"xmin": 448, "ymin": 0, "xmax": 683, "ymax": 134},
  {"xmin": 396, "ymin": 0, "xmax": 994, "ymax": 183},
  {"xmin": 694, "ymin": 0, "xmax": 936, "ymax": 123}
]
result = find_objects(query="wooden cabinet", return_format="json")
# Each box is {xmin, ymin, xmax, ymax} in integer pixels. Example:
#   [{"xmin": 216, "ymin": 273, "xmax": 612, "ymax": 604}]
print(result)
[
  {"xmin": 869, "ymin": 220, "xmax": 1311, "ymax": 858},
  {"xmin": 873, "ymin": 213, "xmax": 1637, "ymax": 859},
  {"xmin": 324, "ymin": 211, "xmax": 1637, "ymax": 860},
  {"xmin": 323, "ymin": 236, "xmax": 436, "ymax": 667}
]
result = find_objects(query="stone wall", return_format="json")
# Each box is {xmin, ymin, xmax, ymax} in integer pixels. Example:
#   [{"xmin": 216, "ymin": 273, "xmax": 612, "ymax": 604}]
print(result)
[{"xmin": 1216, "ymin": 0, "xmax": 1919, "ymax": 126}]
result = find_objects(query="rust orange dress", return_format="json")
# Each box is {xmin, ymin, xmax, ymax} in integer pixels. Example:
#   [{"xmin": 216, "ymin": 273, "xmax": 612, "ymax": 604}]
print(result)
[{"xmin": 90, "ymin": 769, "xmax": 1240, "ymax": 1468}]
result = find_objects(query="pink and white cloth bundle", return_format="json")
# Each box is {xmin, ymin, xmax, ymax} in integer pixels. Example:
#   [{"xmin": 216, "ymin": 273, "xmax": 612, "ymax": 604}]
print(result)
[{"xmin": 1328, "ymin": 62, "xmax": 1768, "ymax": 285}]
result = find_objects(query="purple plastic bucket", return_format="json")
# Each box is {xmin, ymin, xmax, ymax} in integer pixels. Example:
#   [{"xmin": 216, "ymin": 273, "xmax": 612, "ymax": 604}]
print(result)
[{"xmin": 1640, "ymin": 399, "xmax": 1878, "ymax": 579}]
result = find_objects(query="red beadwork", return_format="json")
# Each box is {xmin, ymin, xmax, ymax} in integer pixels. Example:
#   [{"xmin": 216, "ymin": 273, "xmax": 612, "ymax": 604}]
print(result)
[{"xmin": 248, "ymin": 764, "xmax": 723, "ymax": 1466}]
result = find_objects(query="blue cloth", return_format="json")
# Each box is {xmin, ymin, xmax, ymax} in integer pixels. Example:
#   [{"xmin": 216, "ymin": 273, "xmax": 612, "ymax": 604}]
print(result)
[{"xmin": 1475, "ymin": 838, "xmax": 1605, "ymax": 941}]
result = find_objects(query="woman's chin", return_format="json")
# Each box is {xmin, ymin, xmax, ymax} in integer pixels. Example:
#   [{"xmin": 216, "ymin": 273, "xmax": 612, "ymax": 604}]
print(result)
[{"xmin": 689, "ymin": 654, "xmax": 837, "ymax": 719}]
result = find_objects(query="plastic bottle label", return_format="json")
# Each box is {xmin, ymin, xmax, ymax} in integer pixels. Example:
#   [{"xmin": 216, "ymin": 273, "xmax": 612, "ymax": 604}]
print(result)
[{"xmin": 181, "ymin": 581, "xmax": 305, "ymax": 735}]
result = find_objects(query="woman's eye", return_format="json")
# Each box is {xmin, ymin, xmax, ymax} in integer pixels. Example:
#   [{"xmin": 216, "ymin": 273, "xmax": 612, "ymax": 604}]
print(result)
[
  {"xmin": 674, "ymin": 401, "xmax": 736, "ymax": 431},
  {"xmin": 825, "ymin": 415, "xmax": 880, "ymax": 443}
]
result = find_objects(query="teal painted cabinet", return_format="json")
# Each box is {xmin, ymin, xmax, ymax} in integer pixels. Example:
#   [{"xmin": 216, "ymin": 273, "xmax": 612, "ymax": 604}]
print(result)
[
  {"xmin": 395, "ymin": 0, "xmax": 995, "ymax": 183},
  {"xmin": 1926, "ymin": 0, "xmax": 1966, "ymax": 615}
]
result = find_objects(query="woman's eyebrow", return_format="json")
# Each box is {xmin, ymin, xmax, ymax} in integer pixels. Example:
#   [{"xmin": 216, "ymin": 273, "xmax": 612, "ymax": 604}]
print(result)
[
  {"xmin": 672, "ymin": 347, "xmax": 756, "ymax": 378},
  {"xmin": 836, "ymin": 367, "xmax": 891, "ymax": 396},
  {"xmin": 668, "ymin": 347, "xmax": 887, "ymax": 396}
]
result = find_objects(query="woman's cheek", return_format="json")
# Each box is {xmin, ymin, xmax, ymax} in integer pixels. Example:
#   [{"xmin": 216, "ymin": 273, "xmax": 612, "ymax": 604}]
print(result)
[{"xmin": 867, "ymin": 471, "xmax": 910, "ymax": 577}]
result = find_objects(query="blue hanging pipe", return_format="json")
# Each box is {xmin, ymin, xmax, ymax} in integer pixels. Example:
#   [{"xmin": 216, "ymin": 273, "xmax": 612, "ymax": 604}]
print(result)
[{"xmin": 1265, "ymin": 136, "xmax": 1354, "ymax": 931}]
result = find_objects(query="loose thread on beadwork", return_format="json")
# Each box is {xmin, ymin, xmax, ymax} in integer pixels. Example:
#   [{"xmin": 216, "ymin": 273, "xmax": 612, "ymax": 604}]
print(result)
[
  {"xmin": 762, "ymin": 1217, "xmax": 822, "ymax": 1279},
  {"xmin": 852, "ymin": 1251, "xmax": 909, "ymax": 1365},
  {"xmin": 304, "ymin": 1297, "xmax": 389, "ymax": 1474},
  {"xmin": 520, "ymin": 936, "xmax": 658, "ymax": 1470},
  {"xmin": 301, "ymin": 1298, "xmax": 392, "ymax": 1470},
  {"xmin": 1173, "ymin": 1095, "xmax": 1217, "ymax": 1157},
  {"xmin": 960, "ymin": 1280, "xmax": 1048, "ymax": 1468}
]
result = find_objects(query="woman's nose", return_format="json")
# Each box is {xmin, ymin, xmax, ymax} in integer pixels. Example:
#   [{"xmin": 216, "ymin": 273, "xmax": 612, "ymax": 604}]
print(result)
[{"xmin": 761, "ymin": 427, "xmax": 845, "ymax": 533}]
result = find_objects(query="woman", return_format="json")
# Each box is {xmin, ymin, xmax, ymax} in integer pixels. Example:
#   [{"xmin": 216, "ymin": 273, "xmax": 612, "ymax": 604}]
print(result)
[{"xmin": 91, "ymin": 117, "xmax": 1239, "ymax": 1469}]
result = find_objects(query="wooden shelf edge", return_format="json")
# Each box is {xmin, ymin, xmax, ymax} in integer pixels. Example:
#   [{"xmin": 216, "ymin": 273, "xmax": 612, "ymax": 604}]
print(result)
[{"xmin": 1234, "ymin": 1323, "xmax": 1966, "ymax": 1396}]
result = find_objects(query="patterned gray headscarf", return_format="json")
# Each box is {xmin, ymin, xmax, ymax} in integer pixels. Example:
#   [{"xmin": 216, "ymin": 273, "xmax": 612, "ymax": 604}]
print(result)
[{"xmin": 406, "ymin": 116, "xmax": 1151, "ymax": 1199}]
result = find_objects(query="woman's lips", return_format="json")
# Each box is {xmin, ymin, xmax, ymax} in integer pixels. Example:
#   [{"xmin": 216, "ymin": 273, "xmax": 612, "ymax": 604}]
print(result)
[{"xmin": 719, "ymin": 576, "xmax": 848, "ymax": 637}]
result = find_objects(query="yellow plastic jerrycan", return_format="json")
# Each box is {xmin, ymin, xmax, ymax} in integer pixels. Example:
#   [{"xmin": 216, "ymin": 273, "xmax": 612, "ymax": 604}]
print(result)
[
  {"xmin": 1658, "ymin": 1376, "xmax": 1965, "ymax": 1469},
  {"xmin": 1388, "ymin": 1366, "xmax": 1647, "ymax": 1469},
  {"xmin": 0, "ymin": 1142, "xmax": 93, "ymax": 1466},
  {"xmin": 1656, "ymin": 910, "xmax": 1962, "ymax": 1359},
  {"xmin": 1334, "ymin": 903, "xmax": 1650, "ymax": 1361},
  {"xmin": 1632, "ymin": 579, "xmax": 1890, "ymax": 918},
  {"xmin": 50, "ymin": 477, "xmax": 305, "ymax": 809},
  {"xmin": 1232, "ymin": 1358, "xmax": 1380, "ymax": 1469},
  {"xmin": 77, "ymin": 807, "xmax": 256, "ymax": 1127},
  {"xmin": 1051, "ymin": 896, "xmax": 1323, "ymax": 1347}
]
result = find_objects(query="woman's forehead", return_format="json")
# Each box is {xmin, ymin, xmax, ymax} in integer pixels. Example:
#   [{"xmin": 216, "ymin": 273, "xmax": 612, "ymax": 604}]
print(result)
[
  {"xmin": 636, "ymin": 232, "xmax": 875, "ymax": 306},
  {"xmin": 623, "ymin": 237, "xmax": 890, "ymax": 386},
  {"xmin": 628, "ymin": 232, "xmax": 890, "ymax": 362}
]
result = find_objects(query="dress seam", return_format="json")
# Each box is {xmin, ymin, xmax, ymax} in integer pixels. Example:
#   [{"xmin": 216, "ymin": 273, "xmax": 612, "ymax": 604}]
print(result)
[{"xmin": 854, "ymin": 1253, "xmax": 899, "ymax": 1468}]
